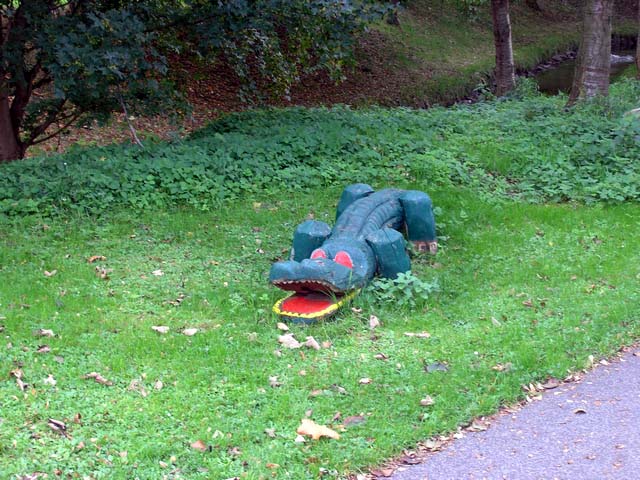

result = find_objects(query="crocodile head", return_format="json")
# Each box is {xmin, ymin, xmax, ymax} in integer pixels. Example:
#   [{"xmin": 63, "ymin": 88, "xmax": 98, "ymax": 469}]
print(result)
[{"xmin": 269, "ymin": 240, "xmax": 375, "ymax": 321}]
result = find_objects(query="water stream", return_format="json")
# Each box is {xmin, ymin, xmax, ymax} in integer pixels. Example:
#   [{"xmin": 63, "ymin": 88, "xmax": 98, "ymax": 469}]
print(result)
[{"xmin": 535, "ymin": 50, "xmax": 636, "ymax": 94}]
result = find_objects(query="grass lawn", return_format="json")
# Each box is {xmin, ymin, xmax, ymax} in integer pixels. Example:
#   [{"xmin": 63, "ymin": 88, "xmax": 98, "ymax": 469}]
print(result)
[{"xmin": 1, "ymin": 184, "xmax": 639, "ymax": 479}]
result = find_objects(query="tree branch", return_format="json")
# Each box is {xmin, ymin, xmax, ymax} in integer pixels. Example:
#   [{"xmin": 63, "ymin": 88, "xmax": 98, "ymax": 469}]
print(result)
[
  {"xmin": 30, "ymin": 110, "xmax": 82, "ymax": 146},
  {"xmin": 117, "ymin": 92, "xmax": 144, "ymax": 148},
  {"xmin": 25, "ymin": 98, "xmax": 67, "ymax": 145}
]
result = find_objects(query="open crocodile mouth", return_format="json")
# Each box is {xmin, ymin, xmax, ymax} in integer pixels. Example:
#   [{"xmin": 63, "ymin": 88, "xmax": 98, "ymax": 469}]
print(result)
[{"xmin": 271, "ymin": 280, "xmax": 358, "ymax": 323}]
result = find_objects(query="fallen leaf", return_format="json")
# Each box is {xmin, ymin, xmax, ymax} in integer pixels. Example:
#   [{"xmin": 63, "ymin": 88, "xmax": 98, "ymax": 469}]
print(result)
[
  {"xmin": 266, "ymin": 463, "xmax": 279, "ymax": 469},
  {"xmin": 151, "ymin": 325, "xmax": 170, "ymax": 334},
  {"xmin": 43, "ymin": 374, "xmax": 57, "ymax": 387},
  {"xmin": 154, "ymin": 380, "xmax": 163, "ymax": 390},
  {"xmin": 35, "ymin": 328, "xmax": 55, "ymax": 337},
  {"xmin": 182, "ymin": 328, "xmax": 198, "ymax": 336},
  {"xmin": 247, "ymin": 332, "xmax": 258, "ymax": 342},
  {"xmin": 332, "ymin": 384, "xmax": 347, "ymax": 395},
  {"xmin": 374, "ymin": 352, "xmax": 389, "ymax": 360},
  {"xmin": 44, "ymin": 270, "xmax": 57, "ymax": 277},
  {"xmin": 72, "ymin": 413, "xmax": 82, "ymax": 424},
  {"xmin": 542, "ymin": 378, "xmax": 561, "ymax": 389},
  {"xmin": 294, "ymin": 434, "xmax": 306, "ymax": 443},
  {"xmin": 95, "ymin": 266, "xmax": 111, "ymax": 280},
  {"xmin": 167, "ymin": 293, "xmax": 186, "ymax": 307},
  {"xmin": 369, "ymin": 315, "xmax": 380, "ymax": 329},
  {"xmin": 370, "ymin": 467, "xmax": 395, "ymax": 477},
  {"xmin": 303, "ymin": 336, "xmax": 321, "ymax": 350},
  {"xmin": 36, "ymin": 345, "xmax": 51, "ymax": 354},
  {"xmin": 264, "ymin": 428, "xmax": 276, "ymax": 438},
  {"xmin": 227, "ymin": 446, "xmax": 242, "ymax": 457},
  {"xmin": 190, "ymin": 440, "xmax": 209, "ymax": 452},
  {"xmin": 420, "ymin": 395, "xmax": 435, "ymax": 406},
  {"xmin": 87, "ymin": 255, "xmax": 107, "ymax": 263},
  {"xmin": 343, "ymin": 415, "xmax": 366, "ymax": 427},
  {"xmin": 152, "ymin": 269, "xmax": 164, "ymax": 276},
  {"xmin": 278, "ymin": 333, "xmax": 301, "ymax": 349},
  {"xmin": 83, "ymin": 372, "xmax": 113, "ymax": 386},
  {"xmin": 404, "ymin": 331, "xmax": 431, "ymax": 338},
  {"xmin": 269, "ymin": 376, "xmax": 282, "ymax": 388},
  {"xmin": 296, "ymin": 418, "xmax": 340, "ymax": 440},
  {"xmin": 76, "ymin": 441, "xmax": 85, "ymax": 451},
  {"xmin": 127, "ymin": 379, "xmax": 148, "ymax": 397},
  {"xmin": 359, "ymin": 377, "xmax": 372, "ymax": 385},
  {"xmin": 276, "ymin": 322, "xmax": 289, "ymax": 331},
  {"xmin": 11, "ymin": 369, "xmax": 28, "ymax": 391},
  {"xmin": 492, "ymin": 362, "xmax": 513, "ymax": 372},
  {"xmin": 47, "ymin": 418, "xmax": 69, "ymax": 438},
  {"xmin": 424, "ymin": 361, "xmax": 449, "ymax": 373}
]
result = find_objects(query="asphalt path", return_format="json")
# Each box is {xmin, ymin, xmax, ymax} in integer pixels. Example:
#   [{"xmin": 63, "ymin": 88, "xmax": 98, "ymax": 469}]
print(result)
[{"xmin": 388, "ymin": 347, "xmax": 640, "ymax": 480}]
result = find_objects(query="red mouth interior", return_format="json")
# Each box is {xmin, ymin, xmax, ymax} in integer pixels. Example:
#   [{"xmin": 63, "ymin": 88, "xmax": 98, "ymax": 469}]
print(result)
[{"xmin": 279, "ymin": 292, "xmax": 341, "ymax": 315}]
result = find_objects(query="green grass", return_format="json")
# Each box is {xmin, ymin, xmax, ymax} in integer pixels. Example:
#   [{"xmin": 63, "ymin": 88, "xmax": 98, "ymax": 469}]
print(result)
[
  {"xmin": 1, "ymin": 185, "xmax": 639, "ymax": 479},
  {"xmin": 2, "ymin": 79, "xmax": 640, "ymax": 478}
]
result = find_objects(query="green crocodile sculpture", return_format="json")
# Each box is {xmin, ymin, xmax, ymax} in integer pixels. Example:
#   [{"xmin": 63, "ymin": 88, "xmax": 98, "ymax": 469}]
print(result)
[{"xmin": 269, "ymin": 184, "xmax": 437, "ymax": 323}]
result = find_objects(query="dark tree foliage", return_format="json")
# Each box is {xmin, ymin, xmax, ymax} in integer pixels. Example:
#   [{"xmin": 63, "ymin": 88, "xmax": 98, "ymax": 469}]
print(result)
[{"xmin": 0, "ymin": 1, "xmax": 390, "ymax": 161}]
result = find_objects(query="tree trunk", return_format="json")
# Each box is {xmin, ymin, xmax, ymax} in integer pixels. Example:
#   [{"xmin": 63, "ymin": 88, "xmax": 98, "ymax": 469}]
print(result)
[
  {"xmin": 0, "ymin": 95, "xmax": 23, "ymax": 162},
  {"xmin": 636, "ymin": 0, "xmax": 640, "ymax": 80},
  {"xmin": 567, "ymin": 0, "xmax": 614, "ymax": 106},
  {"xmin": 491, "ymin": 0, "xmax": 516, "ymax": 96}
]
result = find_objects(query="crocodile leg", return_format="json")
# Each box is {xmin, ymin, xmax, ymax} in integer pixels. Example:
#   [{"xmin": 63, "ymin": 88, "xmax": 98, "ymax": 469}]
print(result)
[
  {"xmin": 335, "ymin": 183, "xmax": 374, "ymax": 220},
  {"xmin": 366, "ymin": 227, "xmax": 411, "ymax": 279},
  {"xmin": 399, "ymin": 190, "xmax": 438, "ymax": 253},
  {"xmin": 290, "ymin": 220, "xmax": 332, "ymax": 262}
]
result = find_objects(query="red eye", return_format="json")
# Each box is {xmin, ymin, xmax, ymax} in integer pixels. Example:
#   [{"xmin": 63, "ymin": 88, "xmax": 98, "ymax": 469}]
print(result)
[
  {"xmin": 310, "ymin": 249, "xmax": 327, "ymax": 259},
  {"xmin": 334, "ymin": 251, "xmax": 353, "ymax": 269}
]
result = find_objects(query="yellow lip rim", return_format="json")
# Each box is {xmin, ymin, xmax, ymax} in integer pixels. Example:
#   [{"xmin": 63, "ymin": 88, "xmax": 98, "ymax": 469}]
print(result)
[{"xmin": 273, "ymin": 289, "xmax": 360, "ymax": 319}]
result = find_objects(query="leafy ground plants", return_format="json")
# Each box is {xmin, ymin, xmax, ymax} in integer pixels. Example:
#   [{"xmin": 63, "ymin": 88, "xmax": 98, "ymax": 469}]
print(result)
[{"xmin": 2, "ymin": 82, "xmax": 640, "ymax": 478}]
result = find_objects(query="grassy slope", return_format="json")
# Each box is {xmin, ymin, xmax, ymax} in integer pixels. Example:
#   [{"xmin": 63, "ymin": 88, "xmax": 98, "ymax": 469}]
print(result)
[{"xmin": 371, "ymin": 1, "xmax": 635, "ymax": 105}]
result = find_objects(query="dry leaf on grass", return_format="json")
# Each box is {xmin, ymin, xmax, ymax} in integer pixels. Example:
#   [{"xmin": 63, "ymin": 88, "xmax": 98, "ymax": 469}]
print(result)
[
  {"xmin": 420, "ymin": 395, "xmax": 435, "ymax": 406},
  {"xmin": 303, "ymin": 336, "xmax": 321, "ymax": 350},
  {"xmin": 358, "ymin": 378, "xmax": 372, "ymax": 385},
  {"xmin": 404, "ymin": 331, "xmax": 431, "ymax": 338},
  {"xmin": 10, "ymin": 368, "xmax": 28, "ymax": 391},
  {"xmin": 369, "ymin": 315, "xmax": 381, "ymax": 329},
  {"xmin": 83, "ymin": 372, "xmax": 113, "ymax": 386},
  {"xmin": 276, "ymin": 322, "xmax": 289, "ymax": 331},
  {"xmin": 190, "ymin": 440, "xmax": 209, "ymax": 452},
  {"xmin": 95, "ymin": 266, "xmax": 111, "ymax": 280},
  {"xmin": 44, "ymin": 270, "xmax": 57, "ymax": 277},
  {"xmin": 87, "ymin": 255, "xmax": 107, "ymax": 263},
  {"xmin": 47, "ymin": 418, "xmax": 70, "ymax": 438},
  {"xmin": 343, "ymin": 415, "xmax": 366, "ymax": 427},
  {"xmin": 152, "ymin": 269, "xmax": 164, "ymax": 276},
  {"xmin": 296, "ymin": 418, "xmax": 340, "ymax": 440},
  {"xmin": 128, "ymin": 379, "xmax": 148, "ymax": 397},
  {"xmin": 182, "ymin": 328, "xmax": 198, "ymax": 336},
  {"xmin": 36, "ymin": 345, "xmax": 51, "ymax": 354},
  {"xmin": 154, "ymin": 380, "xmax": 164, "ymax": 390},
  {"xmin": 34, "ymin": 328, "xmax": 55, "ymax": 337},
  {"xmin": 43, "ymin": 374, "xmax": 57, "ymax": 387},
  {"xmin": 268, "ymin": 376, "xmax": 282, "ymax": 388},
  {"xmin": 152, "ymin": 325, "xmax": 170, "ymax": 334},
  {"xmin": 278, "ymin": 333, "xmax": 301, "ymax": 349}
]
